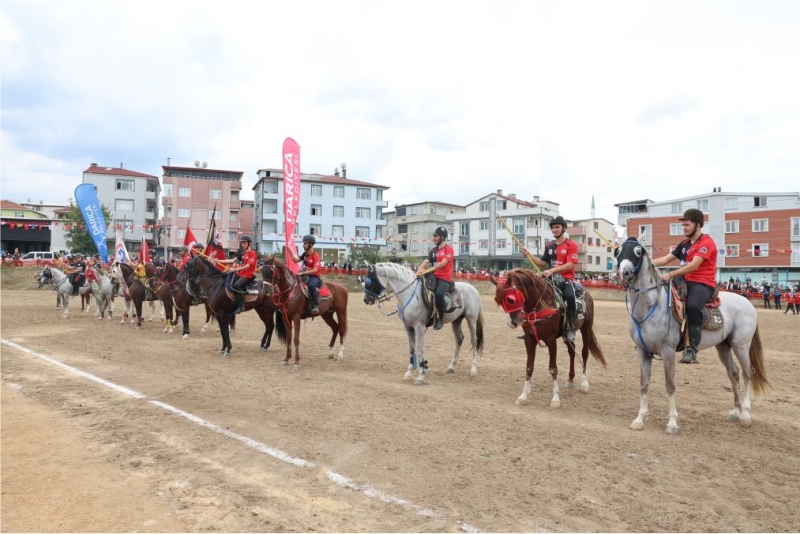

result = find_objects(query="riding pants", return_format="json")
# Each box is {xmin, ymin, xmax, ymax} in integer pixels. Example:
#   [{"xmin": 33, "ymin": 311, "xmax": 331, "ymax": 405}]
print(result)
[
  {"xmin": 306, "ymin": 275, "xmax": 321, "ymax": 308},
  {"xmin": 233, "ymin": 275, "xmax": 254, "ymax": 308},
  {"xmin": 552, "ymin": 275, "xmax": 577, "ymax": 328},
  {"xmin": 686, "ymin": 281, "xmax": 715, "ymax": 326},
  {"xmin": 434, "ymin": 278, "xmax": 454, "ymax": 318}
]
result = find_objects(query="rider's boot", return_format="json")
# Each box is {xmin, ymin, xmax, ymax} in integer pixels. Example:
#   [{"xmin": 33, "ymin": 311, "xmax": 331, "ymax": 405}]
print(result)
[
  {"xmin": 433, "ymin": 301, "xmax": 444, "ymax": 330},
  {"xmin": 72, "ymin": 283, "xmax": 79, "ymax": 296},
  {"xmin": 681, "ymin": 324, "xmax": 702, "ymax": 364},
  {"xmin": 564, "ymin": 308, "xmax": 577, "ymax": 343},
  {"xmin": 232, "ymin": 292, "xmax": 244, "ymax": 314},
  {"xmin": 309, "ymin": 286, "xmax": 319, "ymax": 314}
]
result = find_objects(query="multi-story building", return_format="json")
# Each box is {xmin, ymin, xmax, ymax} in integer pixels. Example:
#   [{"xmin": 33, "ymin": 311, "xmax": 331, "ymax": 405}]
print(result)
[
  {"xmin": 382, "ymin": 201, "xmax": 466, "ymax": 260},
  {"xmin": 625, "ymin": 189, "xmax": 800, "ymax": 286},
  {"xmin": 21, "ymin": 201, "xmax": 69, "ymax": 252},
  {"xmin": 446, "ymin": 189, "xmax": 560, "ymax": 271},
  {"xmin": 83, "ymin": 163, "xmax": 160, "ymax": 254},
  {"xmin": 252, "ymin": 167, "xmax": 389, "ymax": 264},
  {"xmin": 0, "ymin": 200, "xmax": 52, "ymax": 254},
  {"xmin": 161, "ymin": 164, "xmax": 243, "ymax": 255},
  {"xmin": 565, "ymin": 218, "xmax": 617, "ymax": 274}
]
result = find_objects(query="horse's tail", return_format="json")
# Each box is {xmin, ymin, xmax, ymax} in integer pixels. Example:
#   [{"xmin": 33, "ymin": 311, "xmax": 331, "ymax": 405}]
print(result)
[
  {"xmin": 586, "ymin": 327, "xmax": 607, "ymax": 368},
  {"xmin": 336, "ymin": 287, "xmax": 348, "ymax": 342},
  {"xmin": 476, "ymin": 311, "xmax": 484, "ymax": 354},
  {"xmin": 749, "ymin": 325, "xmax": 770, "ymax": 396},
  {"xmin": 275, "ymin": 308, "xmax": 287, "ymax": 345}
]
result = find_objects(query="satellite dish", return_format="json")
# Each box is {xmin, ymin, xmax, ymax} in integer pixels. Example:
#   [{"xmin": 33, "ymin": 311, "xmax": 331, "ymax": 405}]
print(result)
[
  {"xmin": 194, "ymin": 160, "xmax": 200, "ymax": 168},
  {"xmin": 202, "ymin": 161, "xmax": 208, "ymax": 168},
  {"xmin": 341, "ymin": 163, "xmax": 346, "ymax": 170}
]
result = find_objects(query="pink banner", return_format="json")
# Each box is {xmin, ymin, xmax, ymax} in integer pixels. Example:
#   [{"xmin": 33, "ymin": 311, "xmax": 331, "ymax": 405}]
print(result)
[{"xmin": 282, "ymin": 137, "xmax": 301, "ymax": 273}]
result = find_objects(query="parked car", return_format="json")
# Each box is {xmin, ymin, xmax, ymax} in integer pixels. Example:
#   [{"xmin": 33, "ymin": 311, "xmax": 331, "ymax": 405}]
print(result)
[{"xmin": 17, "ymin": 251, "xmax": 60, "ymax": 267}]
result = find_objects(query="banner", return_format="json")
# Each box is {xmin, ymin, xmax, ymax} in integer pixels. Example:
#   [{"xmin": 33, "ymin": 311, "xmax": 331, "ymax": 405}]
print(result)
[
  {"xmin": 140, "ymin": 236, "xmax": 150, "ymax": 263},
  {"xmin": 282, "ymin": 137, "xmax": 301, "ymax": 273},
  {"xmin": 114, "ymin": 226, "xmax": 130, "ymax": 264},
  {"xmin": 74, "ymin": 184, "xmax": 109, "ymax": 263},
  {"xmin": 205, "ymin": 205, "xmax": 227, "ymax": 271}
]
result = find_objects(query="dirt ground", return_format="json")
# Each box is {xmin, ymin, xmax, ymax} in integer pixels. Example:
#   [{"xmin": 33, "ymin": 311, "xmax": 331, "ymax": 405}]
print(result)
[{"xmin": 2, "ymin": 281, "xmax": 799, "ymax": 532}]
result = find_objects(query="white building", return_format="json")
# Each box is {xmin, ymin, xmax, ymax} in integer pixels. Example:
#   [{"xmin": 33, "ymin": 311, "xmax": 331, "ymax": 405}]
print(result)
[
  {"xmin": 252, "ymin": 167, "xmax": 389, "ymax": 264},
  {"xmin": 382, "ymin": 201, "xmax": 466, "ymax": 260}
]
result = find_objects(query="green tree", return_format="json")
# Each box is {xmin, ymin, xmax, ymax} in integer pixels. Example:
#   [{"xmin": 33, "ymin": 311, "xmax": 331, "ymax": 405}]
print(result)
[
  {"xmin": 63, "ymin": 201, "xmax": 113, "ymax": 256},
  {"xmin": 347, "ymin": 244, "xmax": 382, "ymax": 268}
]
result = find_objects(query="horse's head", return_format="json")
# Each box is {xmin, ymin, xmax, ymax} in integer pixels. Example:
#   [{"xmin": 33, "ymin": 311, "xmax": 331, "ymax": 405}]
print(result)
[
  {"xmin": 490, "ymin": 269, "xmax": 548, "ymax": 329},
  {"xmin": 614, "ymin": 238, "xmax": 647, "ymax": 286},
  {"xmin": 41, "ymin": 267, "xmax": 53, "ymax": 281},
  {"xmin": 362, "ymin": 263, "xmax": 387, "ymax": 305}
]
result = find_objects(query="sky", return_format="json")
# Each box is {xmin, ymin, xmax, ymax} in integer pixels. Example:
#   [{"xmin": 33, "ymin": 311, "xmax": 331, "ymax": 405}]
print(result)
[{"xmin": 2, "ymin": 0, "xmax": 799, "ymax": 226}]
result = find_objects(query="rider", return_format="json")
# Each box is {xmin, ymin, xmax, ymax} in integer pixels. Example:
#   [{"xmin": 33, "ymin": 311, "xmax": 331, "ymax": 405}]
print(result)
[
  {"xmin": 287, "ymin": 235, "xmax": 322, "ymax": 315},
  {"xmin": 177, "ymin": 245, "xmax": 191, "ymax": 271},
  {"xmin": 652, "ymin": 208, "xmax": 718, "ymax": 364},
  {"xmin": 68, "ymin": 253, "xmax": 87, "ymax": 296},
  {"xmin": 217, "ymin": 235, "xmax": 258, "ymax": 314},
  {"xmin": 523, "ymin": 215, "xmax": 580, "ymax": 342},
  {"xmin": 416, "ymin": 226, "xmax": 454, "ymax": 331}
]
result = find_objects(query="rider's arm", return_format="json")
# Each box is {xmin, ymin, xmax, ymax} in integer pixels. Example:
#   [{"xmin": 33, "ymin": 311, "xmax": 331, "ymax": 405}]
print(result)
[
  {"xmin": 652, "ymin": 253, "xmax": 678, "ymax": 268},
  {"xmin": 287, "ymin": 248, "xmax": 301, "ymax": 263},
  {"xmin": 544, "ymin": 261, "xmax": 574, "ymax": 278},
  {"xmin": 663, "ymin": 256, "xmax": 704, "ymax": 280},
  {"xmin": 522, "ymin": 249, "xmax": 547, "ymax": 269}
]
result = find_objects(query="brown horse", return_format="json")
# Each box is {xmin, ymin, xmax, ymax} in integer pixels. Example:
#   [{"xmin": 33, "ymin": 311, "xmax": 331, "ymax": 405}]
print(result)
[
  {"xmin": 115, "ymin": 262, "xmax": 160, "ymax": 328},
  {"xmin": 155, "ymin": 262, "xmax": 219, "ymax": 340},
  {"xmin": 490, "ymin": 269, "xmax": 606, "ymax": 407},
  {"xmin": 184, "ymin": 255, "xmax": 276, "ymax": 356},
  {"xmin": 261, "ymin": 256, "xmax": 348, "ymax": 369}
]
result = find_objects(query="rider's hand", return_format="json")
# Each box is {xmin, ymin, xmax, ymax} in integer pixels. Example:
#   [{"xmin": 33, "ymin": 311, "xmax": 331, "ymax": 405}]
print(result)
[
  {"xmin": 542, "ymin": 269, "xmax": 552, "ymax": 278},
  {"xmin": 660, "ymin": 272, "xmax": 671, "ymax": 282}
]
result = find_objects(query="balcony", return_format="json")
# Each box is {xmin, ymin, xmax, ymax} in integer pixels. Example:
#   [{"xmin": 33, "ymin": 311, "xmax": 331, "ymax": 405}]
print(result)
[
  {"xmin": 146, "ymin": 190, "xmax": 156, "ymax": 200},
  {"xmin": 143, "ymin": 232, "xmax": 154, "ymax": 240},
  {"xmin": 145, "ymin": 211, "xmax": 155, "ymax": 220}
]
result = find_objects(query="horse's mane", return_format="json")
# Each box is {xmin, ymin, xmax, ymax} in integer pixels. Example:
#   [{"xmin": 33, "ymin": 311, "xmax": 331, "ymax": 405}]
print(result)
[
  {"xmin": 198, "ymin": 256, "xmax": 223, "ymax": 277},
  {"xmin": 377, "ymin": 262, "xmax": 416, "ymax": 282},
  {"xmin": 507, "ymin": 268, "xmax": 546, "ymax": 298}
]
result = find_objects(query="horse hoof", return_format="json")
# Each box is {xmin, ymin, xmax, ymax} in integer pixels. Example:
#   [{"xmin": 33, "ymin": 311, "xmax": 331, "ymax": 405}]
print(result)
[
  {"xmin": 413, "ymin": 378, "xmax": 426, "ymax": 386},
  {"xmin": 550, "ymin": 400, "xmax": 561, "ymax": 408},
  {"xmin": 181, "ymin": 334, "xmax": 189, "ymax": 341},
  {"xmin": 580, "ymin": 384, "xmax": 590, "ymax": 394},
  {"xmin": 293, "ymin": 365, "xmax": 301, "ymax": 372},
  {"xmin": 402, "ymin": 373, "xmax": 413, "ymax": 381},
  {"xmin": 727, "ymin": 412, "xmax": 741, "ymax": 423},
  {"xmin": 328, "ymin": 353, "xmax": 335, "ymax": 359},
  {"xmin": 739, "ymin": 414, "xmax": 753, "ymax": 428},
  {"xmin": 664, "ymin": 424, "xmax": 680, "ymax": 435},
  {"xmin": 629, "ymin": 421, "xmax": 644, "ymax": 431},
  {"xmin": 565, "ymin": 382, "xmax": 575, "ymax": 389},
  {"xmin": 446, "ymin": 367, "xmax": 455, "ymax": 374},
  {"xmin": 515, "ymin": 398, "xmax": 528, "ymax": 406},
  {"xmin": 280, "ymin": 361, "xmax": 288, "ymax": 367}
]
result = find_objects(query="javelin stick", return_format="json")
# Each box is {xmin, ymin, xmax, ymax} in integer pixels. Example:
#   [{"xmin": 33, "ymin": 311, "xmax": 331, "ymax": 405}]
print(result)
[
  {"xmin": 197, "ymin": 250, "xmax": 231, "ymax": 272},
  {"xmin": 593, "ymin": 229, "xmax": 618, "ymax": 249},
  {"xmin": 496, "ymin": 213, "xmax": 541, "ymax": 272}
]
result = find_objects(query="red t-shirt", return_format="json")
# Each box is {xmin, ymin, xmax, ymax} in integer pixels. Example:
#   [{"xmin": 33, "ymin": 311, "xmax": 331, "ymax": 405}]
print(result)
[
  {"xmin": 794, "ymin": 293, "xmax": 800, "ymax": 305},
  {"xmin": 239, "ymin": 249, "xmax": 257, "ymax": 278},
  {"xmin": 540, "ymin": 239, "xmax": 579, "ymax": 280},
  {"xmin": 428, "ymin": 245, "xmax": 454, "ymax": 282},
  {"xmin": 670, "ymin": 234, "xmax": 717, "ymax": 288},
  {"xmin": 179, "ymin": 253, "xmax": 190, "ymax": 270},
  {"xmin": 301, "ymin": 251, "xmax": 321, "ymax": 276}
]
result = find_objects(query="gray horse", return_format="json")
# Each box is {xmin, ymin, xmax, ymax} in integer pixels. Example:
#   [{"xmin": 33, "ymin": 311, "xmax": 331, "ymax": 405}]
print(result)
[
  {"xmin": 362, "ymin": 262, "xmax": 484, "ymax": 385},
  {"xmin": 42, "ymin": 266, "xmax": 97, "ymax": 319},
  {"xmin": 615, "ymin": 238, "xmax": 769, "ymax": 434}
]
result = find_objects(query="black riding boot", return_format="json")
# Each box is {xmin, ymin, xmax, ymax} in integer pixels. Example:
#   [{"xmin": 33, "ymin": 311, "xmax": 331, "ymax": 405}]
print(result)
[
  {"xmin": 681, "ymin": 324, "xmax": 703, "ymax": 364},
  {"xmin": 72, "ymin": 283, "xmax": 79, "ymax": 296},
  {"xmin": 309, "ymin": 286, "xmax": 319, "ymax": 314},
  {"xmin": 232, "ymin": 292, "xmax": 244, "ymax": 314},
  {"xmin": 564, "ymin": 308, "xmax": 577, "ymax": 343},
  {"xmin": 434, "ymin": 302, "xmax": 445, "ymax": 330}
]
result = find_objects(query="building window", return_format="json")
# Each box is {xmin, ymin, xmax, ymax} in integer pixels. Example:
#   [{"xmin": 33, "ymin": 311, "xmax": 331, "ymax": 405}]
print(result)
[
  {"xmin": 671, "ymin": 202, "xmax": 682, "ymax": 213},
  {"xmin": 588, "ymin": 237, "xmax": 594, "ymax": 246},
  {"xmin": 460, "ymin": 243, "xmax": 469, "ymax": 254},
  {"xmin": 115, "ymin": 199, "xmax": 134, "ymax": 211},
  {"xmin": 513, "ymin": 218, "xmax": 524, "ymax": 234},
  {"xmin": 480, "ymin": 221, "xmax": 488, "ymax": 231},
  {"xmin": 792, "ymin": 217, "xmax": 800, "ymax": 238},
  {"xmin": 753, "ymin": 244, "xmax": 769, "ymax": 257},
  {"xmin": 179, "ymin": 187, "xmax": 191, "ymax": 197},
  {"xmin": 332, "ymin": 225, "xmax": 344, "ymax": 237},
  {"xmin": 725, "ymin": 221, "xmax": 739, "ymax": 233},
  {"xmin": 479, "ymin": 201, "xmax": 489, "ymax": 212},
  {"xmin": 670, "ymin": 223, "xmax": 682, "ymax": 236},
  {"xmin": 725, "ymin": 244, "xmax": 739, "ymax": 257},
  {"xmin": 163, "ymin": 184, "xmax": 172, "ymax": 197},
  {"xmin": 356, "ymin": 188, "xmax": 371, "ymax": 200},
  {"xmin": 593, "ymin": 222, "xmax": 599, "ymax": 230},
  {"xmin": 333, "ymin": 186, "xmax": 344, "ymax": 198},
  {"xmin": 460, "ymin": 222, "xmax": 469, "ymax": 235},
  {"xmin": 497, "ymin": 239, "xmax": 507, "ymax": 249},
  {"xmin": 229, "ymin": 231, "xmax": 237, "ymax": 241},
  {"xmin": 754, "ymin": 196, "xmax": 768, "ymax": 208},
  {"xmin": 497, "ymin": 200, "xmax": 507, "ymax": 210},
  {"xmin": 752, "ymin": 219, "xmax": 768, "ymax": 232},
  {"xmin": 208, "ymin": 210, "xmax": 220, "ymax": 220},
  {"xmin": 177, "ymin": 228, "xmax": 186, "ymax": 238},
  {"xmin": 638, "ymin": 224, "xmax": 652, "ymax": 243},
  {"xmin": 230, "ymin": 211, "xmax": 238, "ymax": 221},
  {"xmin": 375, "ymin": 226, "xmax": 383, "ymax": 239},
  {"xmin": 430, "ymin": 205, "xmax": 437, "ymax": 214},
  {"xmin": 409, "ymin": 206, "xmax": 418, "ymax": 215},
  {"xmin": 356, "ymin": 207, "xmax": 371, "ymax": 219},
  {"xmin": 14, "ymin": 211, "xmax": 24, "ymax": 217},
  {"xmin": 116, "ymin": 179, "xmax": 135, "ymax": 191},
  {"xmin": 355, "ymin": 226, "xmax": 370, "ymax": 238},
  {"xmin": 479, "ymin": 240, "xmax": 489, "ymax": 250},
  {"xmin": 413, "ymin": 224, "xmax": 420, "ymax": 233},
  {"xmin": 231, "ymin": 192, "xmax": 239, "ymax": 202},
  {"xmin": 309, "ymin": 224, "xmax": 321, "ymax": 235},
  {"xmin": 696, "ymin": 199, "xmax": 709, "ymax": 211},
  {"xmin": 724, "ymin": 196, "xmax": 738, "ymax": 210},
  {"xmin": 310, "ymin": 184, "xmax": 322, "ymax": 197},
  {"xmin": 332, "ymin": 205, "xmax": 344, "ymax": 217},
  {"xmin": 210, "ymin": 189, "xmax": 221, "ymax": 199},
  {"xmin": 595, "ymin": 256, "xmax": 601, "ymax": 265},
  {"xmin": 412, "ymin": 242, "xmax": 419, "ymax": 251},
  {"xmin": 311, "ymin": 204, "xmax": 322, "ymax": 216},
  {"xmin": 178, "ymin": 208, "xmax": 190, "ymax": 218}
]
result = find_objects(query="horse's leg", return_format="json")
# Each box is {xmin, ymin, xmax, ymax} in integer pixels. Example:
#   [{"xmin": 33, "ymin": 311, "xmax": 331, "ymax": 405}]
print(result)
[
  {"xmin": 148, "ymin": 300, "xmax": 156, "ymax": 322},
  {"xmin": 320, "ymin": 312, "xmax": 341, "ymax": 360},
  {"xmin": 201, "ymin": 303, "xmax": 212, "ymax": 333},
  {"xmin": 413, "ymin": 325, "xmax": 427, "ymax": 385},
  {"xmin": 716, "ymin": 342, "xmax": 745, "ymax": 424},
  {"xmin": 662, "ymin": 350, "xmax": 680, "ymax": 434},
  {"xmin": 256, "ymin": 307, "xmax": 274, "ymax": 351},
  {"xmin": 61, "ymin": 292, "xmax": 70, "ymax": 319},
  {"xmin": 445, "ymin": 316, "xmax": 465, "ymax": 374},
  {"xmin": 630, "ymin": 346, "xmax": 654, "ymax": 431},
  {"xmin": 547, "ymin": 339, "xmax": 561, "ymax": 408},
  {"xmin": 403, "ymin": 325, "xmax": 417, "ymax": 381},
  {"xmin": 578, "ymin": 325, "xmax": 591, "ymax": 393},
  {"xmin": 730, "ymin": 339, "xmax": 755, "ymax": 428},
  {"xmin": 291, "ymin": 317, "xmax": 301, "ymax": 370},
  {"xmin": 181, "ymin": 309, "xmax": 190, "ymax": 340},
  {"xmin": 565, "ymin": 338, "xmax": 577, "ymax": 390},
  {"xmin": 217, "ymin": 313, "xmax": 231, "ymax": 356},
  {"xmin": 516, "ymin": 335, "xmax": 536, "ymax": 405}
]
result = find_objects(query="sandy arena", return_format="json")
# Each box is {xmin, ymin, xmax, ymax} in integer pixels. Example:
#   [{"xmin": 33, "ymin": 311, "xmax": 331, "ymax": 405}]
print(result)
[{"xmin": 2, "ymin": 281, "xmax": 799, "ymax": 532}]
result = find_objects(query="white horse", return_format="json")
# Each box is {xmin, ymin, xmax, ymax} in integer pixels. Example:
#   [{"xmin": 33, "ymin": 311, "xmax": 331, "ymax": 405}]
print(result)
[
  {"xmin": 86, "ymin": 266, "xmax": 116, "ymax": 319},
  {"xmin": 41, "ymin": 266, "xmax": 96, "ymax": 319},
  {"xmin": 362, "ymin": 262, "xmax": 484, "ymax": 385},
  {"xmin": 615, "ymin": 238, "xmax": 769, "ymax": 434}
]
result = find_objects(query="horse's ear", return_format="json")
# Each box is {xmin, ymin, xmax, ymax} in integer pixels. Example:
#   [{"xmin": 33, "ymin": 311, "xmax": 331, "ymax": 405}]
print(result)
[{"xmin": 367, "ymin": 263, "xmax": 374, "ymax": 274}]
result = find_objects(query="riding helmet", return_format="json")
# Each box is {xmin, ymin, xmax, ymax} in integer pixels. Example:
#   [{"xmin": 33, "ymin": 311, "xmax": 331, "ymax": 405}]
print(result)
[
  {"xmin": 549, "ymin": 216, "xmax": 568, "ymax": 229},
  {"xmin": 679, "ymin": 208, "xmax": 705, "ymax": 227},
  {"xmin": 179, "ymin": 245, "xmax": 189, "ymax": 253},
  {"xmin": 193, "ymin": 242, "xmax": 204, "ymax": 249},
  {"xmin": 240, "ymin": 234, "xmax": 252, "ymax": 243},
  {"xmin": 433, "ymin": 227, "xmax": 448, "ymax": 239},
  {"xmin": 303, "ymin": 234, "xmax": 316, "ymax": 245}
]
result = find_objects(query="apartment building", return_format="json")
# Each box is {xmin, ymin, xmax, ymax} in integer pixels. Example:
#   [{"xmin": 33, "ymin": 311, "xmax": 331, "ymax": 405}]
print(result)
[
  {"xmin": 382, "ymin": 201, "xmax": 466, "ymax": 260},
  {"xmin": 83, "ymin": 163, "xmax": 160, "ymax": 253},
  {"xmin": 252, "ymin": 167, "xmax": 389, "ymax": 264},
  {"xmin": 566, "ymin": 218, "xmax": 617, "ymax": 274},
  {"xmin": 161, "ymin": 164, "xmax": 244, "ymax": 254},
  {"xmin": 0, "ymin": 200, "xmax": 52, "ymax": 254},
  {"xmin": 445, "ymin": 190, "xmax": 560, "ymax": 271},
  {"xmin": 625, "ymin": 189, "xmax": 800, "ymax": 286}
]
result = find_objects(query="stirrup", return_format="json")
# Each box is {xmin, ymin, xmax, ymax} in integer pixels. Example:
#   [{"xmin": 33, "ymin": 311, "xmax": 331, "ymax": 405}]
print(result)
[
  {"xmin": 433, "ymin": 319, "xmax": 443, "ymax": 330},
  {"xmin": 680, "ymin": 348, "xmax": 697, "ymax": 364},
  {"xmin": 564, "ymin": 328, "xmax": 576, "ymax": 343}
]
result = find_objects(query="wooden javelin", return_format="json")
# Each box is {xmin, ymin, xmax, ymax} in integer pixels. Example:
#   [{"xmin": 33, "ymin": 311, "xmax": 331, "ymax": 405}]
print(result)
[{"xmin": 496, "ymin": 213, "xmax": 541, "ymax": 272}]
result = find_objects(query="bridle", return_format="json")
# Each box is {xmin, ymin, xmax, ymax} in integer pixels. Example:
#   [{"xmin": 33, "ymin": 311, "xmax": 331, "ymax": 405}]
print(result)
[
  {"xmin": 500, "ymin": 270, "xmax": 560, "ymax": 346},
  {"xmin": 363, "ymin": 265, "xmax": 420, "ymax": 317}
]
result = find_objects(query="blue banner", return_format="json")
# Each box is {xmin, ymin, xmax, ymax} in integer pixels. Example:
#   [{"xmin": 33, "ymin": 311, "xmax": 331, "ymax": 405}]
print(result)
[{"xmin": 74, "ymin": 183, "xmax": 109, "ymax": 263}]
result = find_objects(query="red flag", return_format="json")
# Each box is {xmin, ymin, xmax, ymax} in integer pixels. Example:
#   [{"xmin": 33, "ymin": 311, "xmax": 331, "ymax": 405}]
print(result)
[
  {"xmin": 140, "ymin": 236, "xmax": 150, "ymax": 263},
  {"xmin": 183, "ymin": 225, "xmax": 200, "ymax": 252},
  {"xmin": 205, "ymin": 206, "xmax": 227, "ymax": 271},
  {"xmin": 282, "ymin": 137, "xmax": 301, "ymax": 273}
]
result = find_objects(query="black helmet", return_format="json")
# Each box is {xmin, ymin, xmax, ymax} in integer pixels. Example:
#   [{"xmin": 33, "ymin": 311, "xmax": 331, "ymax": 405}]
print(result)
[
  {"xmin": 550, "ymin": 216, "xmax": 568, "ymax": 229},
  {"xmin": 240, "ymin": 234, "xmax": 252, "ymax": 243},
  {"xmin": 193, "ymin": 242, "xmax": 204, "ymax": 249},
  {"xmin": 679, "ymin": 208, "xmax": 705, "ymax": 227},
  {"xmin": 433, "ymin": 226, "xmax": 448, "ymax": 239},
  {"xmin": 303, "ymin": 234, "xmax": 316, "ymax": 245},
  {"xmin": 179, "ymin": 245, "xmax": 189, "ymax": 253}
]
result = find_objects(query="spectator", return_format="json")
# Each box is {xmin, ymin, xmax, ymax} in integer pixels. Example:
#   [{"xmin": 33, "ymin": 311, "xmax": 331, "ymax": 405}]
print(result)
[
  {"xmin": 773, "ymin": 287, "xmax": 782, "ymax": 310},
  {"xmin": 12, "ymin": 248, "xmax": 20, "ymax": 260},
  {"xmin": 762, "ymin": 284, "xmax": 771, "ymax": 309},
  {"xmin": 784, "ymin": 289, "xmax": 796, "ymax": 315}
]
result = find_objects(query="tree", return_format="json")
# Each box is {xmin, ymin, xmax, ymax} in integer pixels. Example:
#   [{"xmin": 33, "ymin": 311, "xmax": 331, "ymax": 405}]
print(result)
[
  {"xmin": 63, "ymin": 201, "xmax": 113, "ymax": 256},
  {"xmin": 347, "ymin": 244, "xmax": 382, "ymax": 267}
]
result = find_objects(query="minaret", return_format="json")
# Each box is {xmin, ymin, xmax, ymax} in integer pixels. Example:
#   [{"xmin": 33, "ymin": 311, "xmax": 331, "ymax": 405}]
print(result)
[{"xmin": 591, "ymin": 195, "xmax": 596, "ymax": 219}]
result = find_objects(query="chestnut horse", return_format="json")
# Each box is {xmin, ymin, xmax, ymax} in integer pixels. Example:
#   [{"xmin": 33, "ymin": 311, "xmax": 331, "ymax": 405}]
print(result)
[
  {"xmin": 261, "ymin": 256, "xmax": 348, "ymax": 369},
  {"xmin": 490, "ymin": 269, "xmax": 606, "ymax": 407},
  {"xmin": 184, "ymin": 256, "xmax": 276, "ymax": 356},
  {"xmin": 155, "ymin": 262, "xmax": 218, "ymax": 340},
  {"xmin": 115, "ymin": 262, "xmax": 160, "ymax": 328}
]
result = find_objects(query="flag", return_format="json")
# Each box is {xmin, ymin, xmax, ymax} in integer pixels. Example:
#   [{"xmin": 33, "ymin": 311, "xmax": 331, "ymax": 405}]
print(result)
[
  {"xmin": 114, "ymin": 226, "xmax": 130, "ymax": 264},
  {"xmin": 205, "ymin": 205, "xmax": 227, "ymax": 271},
  {"xmin": 74, "ymin": 183, "xmax": 109, "ymax": 263},
  {"xmin": 140, "ymin": 236, "xmax": 150, "ymax": 263},
  {"xmin": 183, "ymin": 225, "xmax": 201, "ymax": 254},
  {"xmin": 282, "ymin": 137, "xmax": 301, "ymax": 273}
]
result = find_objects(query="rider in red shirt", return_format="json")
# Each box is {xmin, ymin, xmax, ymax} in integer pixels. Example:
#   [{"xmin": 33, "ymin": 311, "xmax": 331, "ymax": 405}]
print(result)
[
  {"xmin": 653, "ymin": 208, "xmax": 718, "ymax": 364},
  {"xmin": 218, "ymin": 235, "xmax": 258, "ymax": 314},
  {"xmin": 287, "ymin": 234, "xmax": 322, "ymax": 314},
  {"xmin": 416, "ymin": 226, "xmax": 454, "ymax": 330},
  {"xmin": 524, "ymin": 216, "xmax": 580, "ymax": 342}
]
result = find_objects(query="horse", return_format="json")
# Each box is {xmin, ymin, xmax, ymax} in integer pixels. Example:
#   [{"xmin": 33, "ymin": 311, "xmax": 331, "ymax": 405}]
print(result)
[
  {"xmin": 37, "ymin": 268, "xmax": 65, "ymax": 310},
  {"xmin": 261, "ymin": 256, "xmax": 348, "ymax": 369},
  {"xmin": 113, "ymin": 262, "xmax": 162, "ymax": 327},
  {"xmin": 614, "ymin": 238, "xmax": 769, "ymax": 434},
  {"xmin": 184, "ymin": 255, "xmax": 276, "ymax": 355},
  {"xmin": 362, "ymin": 262, "xmax": 484, "ymax": 385},
  {"xmin": 85, "ymin": 266, "xmax": 116, "ymax": 319},
  {"xmin": 157, "ymin": 261, "xmax": 230, "ymax": 341},
  {"xmin": 39, "ymin": 266, "xmax": 98, "ymax": 319},
  {"xmin": 490, "ymin": 269, "xmax": 605, "ymax": 407}
]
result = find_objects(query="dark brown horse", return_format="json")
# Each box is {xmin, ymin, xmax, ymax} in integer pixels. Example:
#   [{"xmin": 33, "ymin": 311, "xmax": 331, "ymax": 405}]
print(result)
[
  {"xmin": 490, "ymin": 269, "xmax": 606, "ymax": 407},
  {"xmin": 184, "ymin": 255, "xmax": 276, "ymax": 356},
  {"xmin": 154, "ymin": 263, "xmax": 218, "ymax": 340},
  {"xmin": 261, "ymin": 256, "xmax": 348, "ymax": 369},
  {"xmin": 115, "ymin": 262, "xmax": 159, "ymax": 328}
]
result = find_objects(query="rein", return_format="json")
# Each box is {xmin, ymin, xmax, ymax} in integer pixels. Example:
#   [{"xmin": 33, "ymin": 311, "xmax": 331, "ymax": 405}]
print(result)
[
  {"xmin": 373, "ymin": 269, "xmax": 420, "ymax": 318},
  {"xmin": 622, "ymin": 255, "xmax": 670, "ymax": 359},
  {"xmin": 514, "ymin": 271, "xmax": 560, "ymax": 347}
]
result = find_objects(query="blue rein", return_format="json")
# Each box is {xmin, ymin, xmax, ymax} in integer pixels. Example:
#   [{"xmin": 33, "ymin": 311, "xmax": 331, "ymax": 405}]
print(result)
[{"xmin": 624, "ymin": 257, "xmax": 670, "ymax": 359}]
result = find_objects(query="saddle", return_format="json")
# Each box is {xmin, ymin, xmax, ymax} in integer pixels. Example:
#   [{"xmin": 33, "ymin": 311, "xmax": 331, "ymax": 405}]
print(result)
[
  {"xmin": 670, "ymin": 277, "xmax": 723, "ymax": 332},
  {"xmin": 224, "ymin": 274, "xmax": 268, "ymax": 303},
  {"xmin": 552, "ymin": 278, "xmax": 587, "ymax": 336},
  {"xmin": 421, "ymin": 273, "xmax": 462, "ymax": 327}
]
